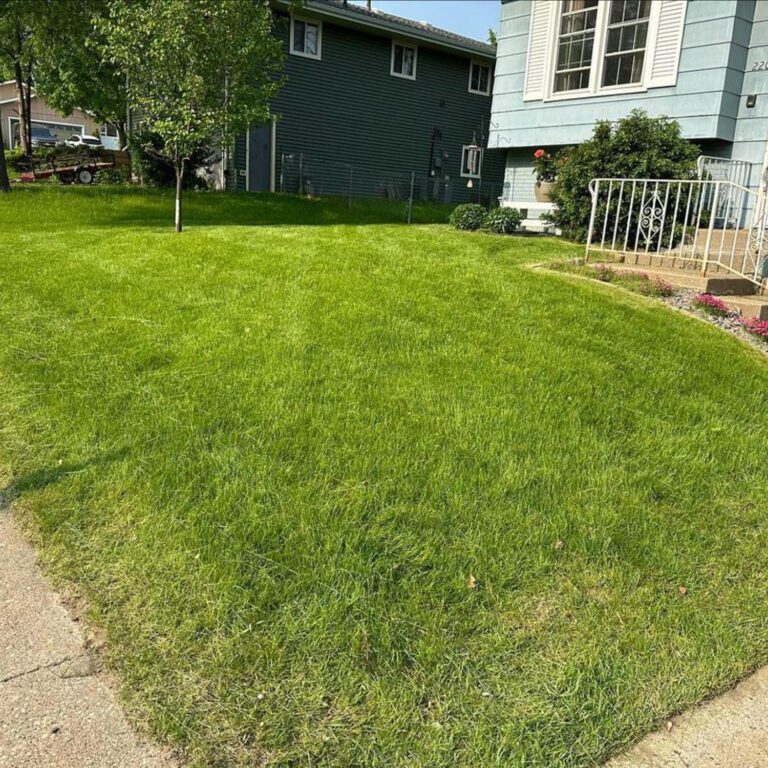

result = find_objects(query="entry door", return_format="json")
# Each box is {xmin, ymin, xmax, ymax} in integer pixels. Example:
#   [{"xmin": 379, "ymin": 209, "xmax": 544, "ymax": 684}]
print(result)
[{"xmin": 248, "ymin": 123, "xmax": 272, "ymax": 192}]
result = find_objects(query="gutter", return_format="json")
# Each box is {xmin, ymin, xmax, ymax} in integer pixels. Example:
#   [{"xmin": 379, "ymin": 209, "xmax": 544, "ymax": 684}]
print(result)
[{"xmin": 271, "ymin": 0, "xmax": 496, "ymax": 60}]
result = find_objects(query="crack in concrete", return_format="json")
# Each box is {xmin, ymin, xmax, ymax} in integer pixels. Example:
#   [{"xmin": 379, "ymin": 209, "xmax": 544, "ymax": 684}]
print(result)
[{"xmin": 0, "ymin": 653, "xmax": 85, "ymax": 684}]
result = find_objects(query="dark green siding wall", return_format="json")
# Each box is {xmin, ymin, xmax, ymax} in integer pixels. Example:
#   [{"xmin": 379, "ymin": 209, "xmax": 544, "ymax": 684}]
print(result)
[{"xmin": 234, "ymin": 13, "xmax": 504, "ymax": 203}]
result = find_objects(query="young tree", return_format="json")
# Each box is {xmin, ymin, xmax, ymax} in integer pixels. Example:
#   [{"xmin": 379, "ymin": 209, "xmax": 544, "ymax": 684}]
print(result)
[
  {"xmin": 34, "ymin": 0, "xmax": 128, "ymax": 149},
  {"xmin": 102, "ymin": 0, "xmax": 284, "ymax": 232}
]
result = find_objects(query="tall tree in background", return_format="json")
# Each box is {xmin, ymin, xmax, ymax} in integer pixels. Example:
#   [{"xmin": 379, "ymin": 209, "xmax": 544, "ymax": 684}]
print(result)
[
  {"xmin": 0, "ymin": 0, "xmax": 41, "ymax": 155},
  {"xmin": 102, "ymin": 0, "xmax": 283, "ymax": 232},
  {"xmin": 34, "ymin": 0, "xmax": 128, "ymax": 149}
]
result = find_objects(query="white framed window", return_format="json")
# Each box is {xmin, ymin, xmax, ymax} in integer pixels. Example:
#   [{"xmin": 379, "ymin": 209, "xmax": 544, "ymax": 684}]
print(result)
[
  {"xmin": 523, "ymin": 0, "xmax": 684, "ymax": 102},
  {"xmin": 468, "ymin": 61, "xmax": 492, "ymax": 95},
  {"xmin": 391, "ymin": 41, "xmax": 417, "ymax": 80},
  {"xmin": 553, "ymin": 0, "xmax": 652, "ymax": 95},
  {"xmin": 290, "ymin": 16, "xmax": 322, "ymax": 60},
  {"xmin": 460, "ymin": 145, "xmax": 483, "ymax": 179}
]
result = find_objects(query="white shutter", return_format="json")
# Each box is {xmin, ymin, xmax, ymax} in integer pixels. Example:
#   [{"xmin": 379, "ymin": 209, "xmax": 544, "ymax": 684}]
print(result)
[
  {"xmin": 648, "ymin": 0, "xmax": 687, "ymax": 88},
  {"xmin": 523, "ymin": 0, "xmax": 553, "ymax": 102}
]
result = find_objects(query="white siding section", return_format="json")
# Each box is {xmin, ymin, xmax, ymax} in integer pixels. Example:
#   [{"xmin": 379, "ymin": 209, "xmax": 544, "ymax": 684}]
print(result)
[
  {"xmin": 649, "ymin": 0, "xmax": 688, "ymax": 88},
  {"xmin": 523, "ymin": 0, "xmax": 553, "ymax": 101}
]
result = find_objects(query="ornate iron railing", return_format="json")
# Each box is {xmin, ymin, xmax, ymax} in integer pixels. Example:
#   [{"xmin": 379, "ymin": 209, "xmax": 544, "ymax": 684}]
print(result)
[{"xmin": 586, "ymin": 177, "xmax": 768, "ymax": 287}]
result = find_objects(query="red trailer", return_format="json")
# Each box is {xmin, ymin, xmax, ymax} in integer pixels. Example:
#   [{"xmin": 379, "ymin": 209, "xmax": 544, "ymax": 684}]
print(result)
[{"xmin": 19, "ymin": 152, "xmax": 117, "ymax": 185}]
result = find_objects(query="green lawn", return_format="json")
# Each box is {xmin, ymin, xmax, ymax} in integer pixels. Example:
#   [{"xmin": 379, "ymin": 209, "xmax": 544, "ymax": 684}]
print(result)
[{"xmin": 2, "ymin": 186, "xmax": 768, "ymax": 767}]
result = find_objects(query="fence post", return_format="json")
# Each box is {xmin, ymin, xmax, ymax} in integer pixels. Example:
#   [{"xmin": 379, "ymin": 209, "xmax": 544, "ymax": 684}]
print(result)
[
  {"xmin": 702, "ymin": 181, "xmax": 720, "ymax": 275},
  {"xmin": 585, "ymin": 180, "xmax": 599, "ymax": 262},
  {"xmin": 407, "ymin": 171, "xmax": 415, "ymax": 224},
  {"xmin": 299, "ymin": 153, "xmax": 303, "ymax": 195},
  {"xmin": 348, "ymin": 167, "xmax": 353, "ymax": 211}
]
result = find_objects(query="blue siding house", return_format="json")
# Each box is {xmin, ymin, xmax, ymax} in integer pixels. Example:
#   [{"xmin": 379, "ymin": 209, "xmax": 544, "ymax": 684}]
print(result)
[{"xmin": 489, "ymin": 0, "xmax": 768, "ymax": 224}]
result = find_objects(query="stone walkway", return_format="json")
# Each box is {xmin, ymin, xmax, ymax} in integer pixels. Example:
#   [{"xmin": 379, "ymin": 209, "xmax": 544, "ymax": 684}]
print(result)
[{"xmin": 0, "ymin": 511, "xmax": 176, "ymax": 768}]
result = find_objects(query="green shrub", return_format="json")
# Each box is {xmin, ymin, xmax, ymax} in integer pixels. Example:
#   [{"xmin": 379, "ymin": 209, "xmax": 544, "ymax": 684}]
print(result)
[
  {"xmin": 4, "ymin": 146, "xmax": 28, "ymax": 174},
  {"xmin": 485, "ymin": 207, "xmax": 522, "ymax": 234},
  {"xmin": 129, "ymin": 129, "xmax": 211, "ymax": 189},
  {"xmin": 449, "ymin": 203, "xmax": 486, "ymax": 231},
  {"xmin": 548, "ymin": 110, "xmax": 700, "ymax": 242}
]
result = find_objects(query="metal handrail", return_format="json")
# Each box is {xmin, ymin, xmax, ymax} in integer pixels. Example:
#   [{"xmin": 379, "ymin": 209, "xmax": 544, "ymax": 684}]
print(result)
[{"xmin": 585, "ymin": 176, "xmax": 768, "ymax": 287}]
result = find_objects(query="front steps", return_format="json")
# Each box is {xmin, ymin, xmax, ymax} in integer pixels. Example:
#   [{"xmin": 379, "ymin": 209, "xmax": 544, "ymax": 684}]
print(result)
[{"xmin": 607, "ymin": 263, "xmax": 768, "ymax": 320}]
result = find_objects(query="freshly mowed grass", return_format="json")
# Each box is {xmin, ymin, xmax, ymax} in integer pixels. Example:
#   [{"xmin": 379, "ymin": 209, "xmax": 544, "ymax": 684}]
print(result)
[{"xmin": 2, "ymin": 186, "xmax": 768, "ymax": 767}]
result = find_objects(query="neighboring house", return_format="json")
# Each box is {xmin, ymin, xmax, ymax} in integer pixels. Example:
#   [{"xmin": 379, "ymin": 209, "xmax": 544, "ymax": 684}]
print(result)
[
  {"xmin": 0, "ymin": 81, "xmax": 118, "ymax": 150},
  {"xmin": 489, "ymin": 0, "xmax": 768, "ymax": 224},
  {"xmin": 226, "ymin": 0, "xmax": 504, "ymax": 204}
]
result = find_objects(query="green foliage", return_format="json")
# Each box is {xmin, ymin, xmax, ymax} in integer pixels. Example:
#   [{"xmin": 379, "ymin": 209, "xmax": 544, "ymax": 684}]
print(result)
[
  {"xmin": 485, "ymin": 206, "xmax": 522, "ymax": 234},
  {"xmin": 34, "ymin": 0, "xmax": 127, "ymax": 146},
  {"xmin": 449, "ymin": 203, "xmax": 486, "ymax": 231},
  {"xmin": 4, "ymin": 146, "xmax": 28, "ymax": 173},
  {"xmin": 548, "ymin": 110, "xmax": 700, "ymax": 241},
  {"xmin": 129, "ymin": 129, "xmax": 211, "ymax": 189},
  {"xmin": 101, "ymin": 0, "xmax": 284, "ymax": 228}
]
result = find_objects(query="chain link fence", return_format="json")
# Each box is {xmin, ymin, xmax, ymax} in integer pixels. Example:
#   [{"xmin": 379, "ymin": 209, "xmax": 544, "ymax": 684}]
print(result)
[{"xmin": 276, "ymin": 152, "xmax": 501, "ymax": 222}]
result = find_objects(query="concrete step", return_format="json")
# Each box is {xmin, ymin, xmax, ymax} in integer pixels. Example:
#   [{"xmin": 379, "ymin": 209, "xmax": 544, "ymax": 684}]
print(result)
[
  {"xmin": 609, "ymin": 264, "xmax": 759, "ymax": 296},
  {"xmin": 607, "ymin": 265, "xmax": 768, "ymax": 320}
]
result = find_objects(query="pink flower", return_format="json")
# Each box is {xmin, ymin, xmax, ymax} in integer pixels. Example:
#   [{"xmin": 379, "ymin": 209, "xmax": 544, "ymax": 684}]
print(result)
[{"xmin": 534, "ymin": 149, "xmax": 545, "ymax": 159}]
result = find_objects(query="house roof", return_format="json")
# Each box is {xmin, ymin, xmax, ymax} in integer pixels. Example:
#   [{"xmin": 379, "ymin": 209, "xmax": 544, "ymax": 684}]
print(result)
[{"xmin": 291, "ymin": 0, "xmax": 496, "ymax": 59}]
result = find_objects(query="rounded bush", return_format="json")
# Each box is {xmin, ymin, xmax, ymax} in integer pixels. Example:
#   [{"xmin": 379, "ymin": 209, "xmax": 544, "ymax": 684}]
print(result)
[
  {"xmin": 485, "ymin": 207, "xmax": 522, "ymax": 234},
  {"xmin": 449, "ymin": 203, "xmax": 486, "ymax": 231}
]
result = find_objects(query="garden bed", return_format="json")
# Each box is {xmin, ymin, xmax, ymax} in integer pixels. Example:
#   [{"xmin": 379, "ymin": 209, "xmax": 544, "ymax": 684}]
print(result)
[{"xmin": 549, "ymin": 259, "xmax": 768, "ymax": 357}]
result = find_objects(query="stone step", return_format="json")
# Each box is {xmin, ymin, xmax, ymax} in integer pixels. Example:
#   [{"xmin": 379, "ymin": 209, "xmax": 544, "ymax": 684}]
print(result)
[
  {"xmin": 607, "ymin": 265, "xmax": 768, "ymax": 320},
  {"xmin": 609, "ymin": 264, "xmax": 759, "ymax": 296}
]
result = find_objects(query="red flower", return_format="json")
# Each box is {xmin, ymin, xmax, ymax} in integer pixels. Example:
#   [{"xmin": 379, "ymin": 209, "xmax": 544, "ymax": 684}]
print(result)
[{"xmin": 534, "ymin": 149, "xmax": 545, "ymax": 159}]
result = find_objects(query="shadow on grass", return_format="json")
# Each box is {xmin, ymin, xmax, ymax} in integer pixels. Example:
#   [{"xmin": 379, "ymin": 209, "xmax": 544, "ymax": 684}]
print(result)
[
  {"xmin": 9, "ymin": 185, "xmax": 454, "ymax": 229},
  {"xmin": 0, "ymin": 448, "xmax": 129, "ymax": 511}
]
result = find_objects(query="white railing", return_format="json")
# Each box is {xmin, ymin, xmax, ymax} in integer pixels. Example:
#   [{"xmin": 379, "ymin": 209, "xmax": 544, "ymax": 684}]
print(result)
[{"xmin": 586, "ymin": 177, "xmax": 768, "ymax": 287}]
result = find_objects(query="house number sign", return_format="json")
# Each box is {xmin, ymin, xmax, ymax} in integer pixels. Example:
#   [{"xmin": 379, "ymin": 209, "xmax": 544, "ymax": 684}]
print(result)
[{"xmin": 751, "ymin": 61, "xmax": 768, "ymax": 71}]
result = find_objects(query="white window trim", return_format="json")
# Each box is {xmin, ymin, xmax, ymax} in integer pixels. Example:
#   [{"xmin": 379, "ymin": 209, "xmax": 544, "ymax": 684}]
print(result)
[
  {"xmin": 390, "ymin": 40, "xmax": 417, "ymax": 80},
  {"xmin": 290, "ymin": 15, "xmax": 322, "ymax": 60},
  {"xmin": 543, "ymin": 0, "xmax": 661, "ymax": 102},
  {"xmin": 460, "ymin": 145, "xmax": 483, "ymax": 179},
  {"xmin": 468, "ymin": 61, "xmax": 492, "ymax": 96}
]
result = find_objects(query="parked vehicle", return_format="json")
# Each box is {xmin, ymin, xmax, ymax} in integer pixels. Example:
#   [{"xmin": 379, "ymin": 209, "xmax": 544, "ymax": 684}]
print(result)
[
  {"xmin": 65, "ymin": 134, "xmax": 103, "ymax": 149},
  {"xmin": 30, "ymin": 126, "xmax": 58, "ymax": 148}
]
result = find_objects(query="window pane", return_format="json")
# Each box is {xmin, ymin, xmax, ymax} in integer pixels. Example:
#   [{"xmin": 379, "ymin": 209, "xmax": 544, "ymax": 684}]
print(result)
[
  {"xmin": 305, "ymin": 23, "xmax": 318, "ymax": 56},
  {"xmin": 471, "ymin": 64, "xmax": 480, "ymax": 90},
  {"xmin": 393, "ymin": 44, "xmax": 404, "ymax": 73},
  {"xmin": 403, "ymin": 47, "xmax": 414, "ymax": 76},
  {"xmin": 479, "ymin": 66, "xmax": 489, "ymax": 93},
  {"xmin": 293, "ymin": 20, "xmax": 305, "ymax": 52},
  {"xmin": 553, "ymin": 0, "xmax": 598, "ymax": 92},
  {"xmin": 602, "ymin": 0, "xmax": 651, "ymax": 86}
]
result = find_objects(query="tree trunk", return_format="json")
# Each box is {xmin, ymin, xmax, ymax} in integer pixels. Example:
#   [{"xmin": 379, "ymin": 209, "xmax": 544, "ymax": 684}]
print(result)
[
  {"xmin": 24, "ymin": 70, "xmax": 33, "ymax": 152},
  {"xmin": 175, "ymin": 159, "xmax": 186, "ymax": 233},
  {"xmin": 13, "ymin": 61, "xmax": 31, "ymax": 156},
  {"xmin": 0, "ymin": 119, "xmax": 11, "ymax": 193},
  {"xmin": 116, "ymin": 121, "xmax": 127, "ymax": 152}
]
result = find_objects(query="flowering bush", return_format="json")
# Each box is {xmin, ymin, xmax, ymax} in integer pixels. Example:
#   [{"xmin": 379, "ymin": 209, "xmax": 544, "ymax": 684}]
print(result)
[
  {"xmin": 533, "ymin": 148, "xmax": 557, "ymax": 183},
  {"xmin": 741, "ymin": 317, "xmax": 768, "ymax": 341},
  {"xmin": 485, "ymin": 207, "xmax": 522, "ymax": 234},
  {"xmin": 592, "ymin": 264, "xmax": 615, "ymax": 282},
  {"xmin": 692, "ymin": 293, "xmax": 730, "ymax": 317}
]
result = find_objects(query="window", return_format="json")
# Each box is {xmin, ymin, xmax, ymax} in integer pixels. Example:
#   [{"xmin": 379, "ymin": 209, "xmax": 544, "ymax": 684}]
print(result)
[
  {"xmin": 391, "ymin": 42, "xmax": 417, "ymax": 80},
  {"xmin": 602, "ymin": 0, "xmax": 651, "ymax": 87},
  {"xmin": 460, "ymin": 145, "xmax": 483, "ymax": 178},
  {"xmin": 468, "ymin": 62, "xmax": 491, "ymax": 95},
  {"xmin": 551, "ymin": 0, "xmax": 653, "ymax": 96},
  {"xmin": 553, "ymin": 0, "xmax": 599, "ymax": 93},
  {"xmin": 290, "ymin": 16, "xmax": 321, "ymax": 59}
]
